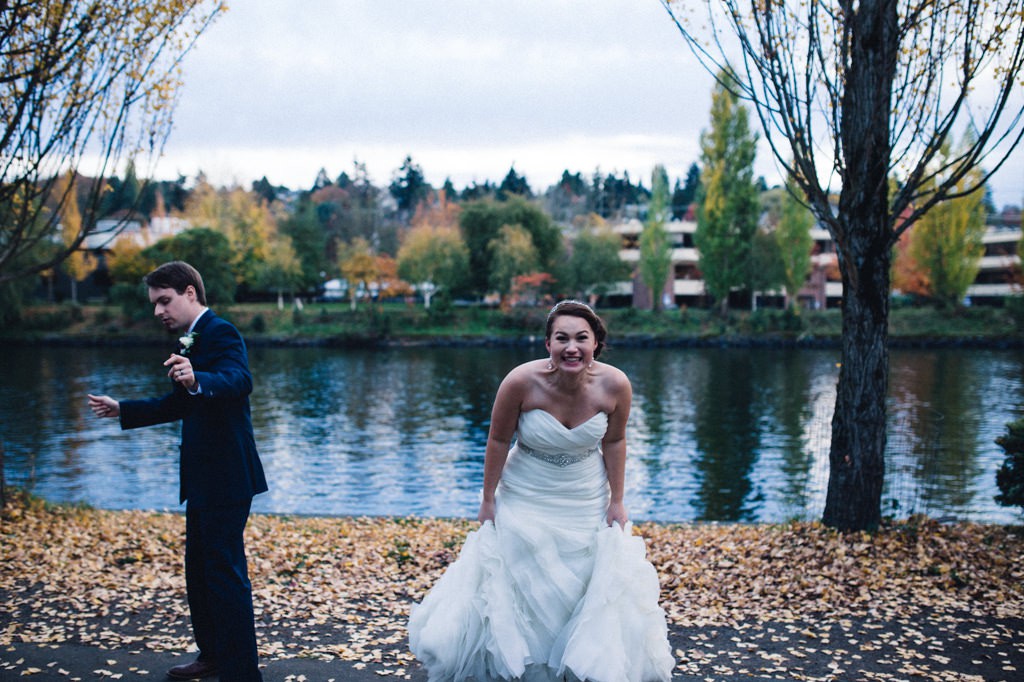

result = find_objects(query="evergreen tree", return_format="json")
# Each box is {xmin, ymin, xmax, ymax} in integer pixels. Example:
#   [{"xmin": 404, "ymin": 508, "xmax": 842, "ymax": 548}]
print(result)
[
  {"xmin": 461, "ymin": 180, "xmax": 496, "ymax": 202},
  {"xmin": 695, "ymin": 73, "xmax": 759, "ymax": 314},
  {"xmin": 252, "ymin": 176, "xmax": 278, "ymax": 205},
  {"xmin": 498, "ymin": 166, "xmax": 532, "ymax": 199},
  {"xmin": 672, "ymin": 162, "xmax": 701, "ymax": 219},
  {"xmin": 440, "ymin": 178, "xmax": 457, "ymax": 201},
  {"xmin": 544, "ymin": 170, "xmax": 589, "ymax": 223},
  {"xmin": 589, "ymin": 169, "xmax": 607, "ymax": 217},
  {"xmin": 313, "ymin": 168, "xmax": 333, "ymax": 191},
  {"xmin": 389, "ymin": 155, "xmax": 431, "ymax": 216},
  {"xmin": 99, "ymin": 159, "xmax": 141, "ymax": 217}
]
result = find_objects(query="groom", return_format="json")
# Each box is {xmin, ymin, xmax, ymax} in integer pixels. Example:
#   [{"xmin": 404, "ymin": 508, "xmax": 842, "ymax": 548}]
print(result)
[{"xmin": 89, "ymin": 261, "xmax": 268, "ymax": 681}]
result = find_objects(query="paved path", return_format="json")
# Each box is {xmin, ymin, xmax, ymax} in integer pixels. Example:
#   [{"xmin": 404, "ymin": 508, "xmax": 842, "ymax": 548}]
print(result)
[{"xmin": 4, "ymin": 611, "xmax": 1022, "ymax": 681}]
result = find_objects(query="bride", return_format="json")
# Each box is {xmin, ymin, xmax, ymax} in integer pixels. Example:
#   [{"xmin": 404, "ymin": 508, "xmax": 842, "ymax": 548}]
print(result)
[{"xmin": 408, "ymin": 300, "xmax": 674, "ymax": 682}]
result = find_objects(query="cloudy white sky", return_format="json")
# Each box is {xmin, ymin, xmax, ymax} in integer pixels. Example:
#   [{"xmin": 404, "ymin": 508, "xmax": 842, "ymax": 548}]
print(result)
[{"xmin": 152, "ymin": 0, "xmax": 1023, "ymax": 208}]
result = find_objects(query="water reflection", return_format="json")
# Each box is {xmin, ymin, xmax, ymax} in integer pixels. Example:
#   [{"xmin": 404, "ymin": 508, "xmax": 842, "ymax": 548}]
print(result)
[
  {"xmin": 887, "ymin": 350, "xmax": 1015, "ymax": 519},
  {"xmin": 690, "ymin": 351, "xmax": 762, "ymax": 521},
  {"xmin": 1, "ymin": 345, "xmax": 1021, "ymax": 524}
]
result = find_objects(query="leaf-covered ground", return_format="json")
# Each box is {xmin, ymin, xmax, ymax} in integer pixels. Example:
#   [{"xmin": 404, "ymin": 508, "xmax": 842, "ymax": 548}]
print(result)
[{"xmin": 1, "ymin": 491, "xmax": 1022, "ymax": 681}]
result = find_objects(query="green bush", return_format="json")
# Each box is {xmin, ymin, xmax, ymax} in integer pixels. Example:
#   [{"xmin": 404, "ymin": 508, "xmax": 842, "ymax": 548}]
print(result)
[
  {"xmin": 748, "ymin": 308, "xmax": 803, "ymax": 334},
  {"xmin": 110, "ymin": 282, "xmax": 150, "ymax": 320},
  {"xmin": 63, "ymin": 301, "xmax": 84, "ymax": 322},
  {"xmin": 1005, "ymin": 295, "xmax": 1024, "ymax": 330},
  {"xmin": 995, "ymin": 418, "xmax": 1024, "ymax": 511},
  {"xmin": 23, "ymin": 307, "xmax": 75, "ymax": 331},
  {"xmin": 370, "ymin": 308, "xmax": 390, "ymax": 337},
  {"xmin": 251, "ymin": 314, "xmax": 266, "ymax": 333},
  {"xmin": 94, "ymin": 307, "xmax": 113, "ymax": 325},
  {"xmin": 426, "ymin": 293, "xmax": 455, "ymax": 325},
  {"xmin": 498, "ymin": 308, "xmax": 547, "ymax": 332}
]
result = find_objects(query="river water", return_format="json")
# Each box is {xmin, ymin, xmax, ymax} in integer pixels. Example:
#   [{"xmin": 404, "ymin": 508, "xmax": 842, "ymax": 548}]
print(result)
[{"xmin": 2, "ymin": 344, "xmax": 1022, "ymax": 524}]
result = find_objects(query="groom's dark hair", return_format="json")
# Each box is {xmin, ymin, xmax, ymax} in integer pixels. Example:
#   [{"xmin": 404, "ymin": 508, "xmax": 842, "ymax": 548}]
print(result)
[{"xmin": 144, "ymin": 261, "xmax": 208, "ymax": 305}]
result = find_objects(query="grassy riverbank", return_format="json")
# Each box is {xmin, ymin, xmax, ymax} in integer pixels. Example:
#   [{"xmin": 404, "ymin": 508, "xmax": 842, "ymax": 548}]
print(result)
[
  {"xmin": 5, "ymin": 300, "xmax": 1024, "ymax": 347},
  {"xmin": 1, "ymin": 490, "xmax": 1022, "ymax": 680}
]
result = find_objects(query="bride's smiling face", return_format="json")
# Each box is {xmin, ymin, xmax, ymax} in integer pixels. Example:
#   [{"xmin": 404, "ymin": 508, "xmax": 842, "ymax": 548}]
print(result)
[{"xmin": 546, "ymin": 314, "xmax": 597, "ymax": 372}]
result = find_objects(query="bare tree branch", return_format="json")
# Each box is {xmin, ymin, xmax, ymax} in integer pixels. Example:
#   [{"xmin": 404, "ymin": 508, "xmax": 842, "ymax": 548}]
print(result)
[
  {"xmin": 0, "ymin": 0, "xmax": 225, "ymax": 285},
  {"xmin": 661, "ymin": 0, "xmax": 1024, "ymax": 532}
]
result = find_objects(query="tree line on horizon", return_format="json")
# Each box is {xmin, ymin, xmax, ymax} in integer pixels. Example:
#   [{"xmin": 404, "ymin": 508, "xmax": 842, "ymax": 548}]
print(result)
[
  {"xmin": 25, "ymin": 110, "xmax": 1012, "ymax": 325},
  {"xmin": 43, "ymin": 65, "xmax": 1013, "ymax": 321}
]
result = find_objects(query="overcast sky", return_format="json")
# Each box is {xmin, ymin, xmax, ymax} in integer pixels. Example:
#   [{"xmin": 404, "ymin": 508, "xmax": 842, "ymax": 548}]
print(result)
[{"xmin": 152, "ymin": 0, "xmax": 1023, "ymax": 208}]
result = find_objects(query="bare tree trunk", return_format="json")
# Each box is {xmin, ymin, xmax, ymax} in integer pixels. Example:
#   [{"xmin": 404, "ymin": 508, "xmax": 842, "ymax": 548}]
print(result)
[
  {"xmin": 822, "ymin": 0, "xmax": 898, "ymax": 531},
  {"xmin": 823, "ymin": 238, "xmax": 891, "ymax": 531}
]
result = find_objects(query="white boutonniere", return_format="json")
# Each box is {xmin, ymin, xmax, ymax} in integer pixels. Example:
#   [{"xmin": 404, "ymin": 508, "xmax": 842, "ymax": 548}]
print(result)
[{"xmin": 178, "ymin": 331, "xmax": 199, "ymax": 355}]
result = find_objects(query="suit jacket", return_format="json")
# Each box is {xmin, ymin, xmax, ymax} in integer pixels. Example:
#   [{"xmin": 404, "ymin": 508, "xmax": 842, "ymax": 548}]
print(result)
[{"xmin": 120, "ymin": 310, "xmax": 268, "ymax": 507}]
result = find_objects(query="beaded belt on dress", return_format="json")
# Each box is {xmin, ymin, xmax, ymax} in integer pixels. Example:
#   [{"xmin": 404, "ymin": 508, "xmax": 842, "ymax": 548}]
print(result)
[{"xmin": 517, "ymin": 442, "xmax": 599, "ymax": 467}]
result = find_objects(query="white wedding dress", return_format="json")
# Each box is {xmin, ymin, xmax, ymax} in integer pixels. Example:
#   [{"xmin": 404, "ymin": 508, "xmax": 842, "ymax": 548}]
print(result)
[{"xmin": 408, "ymin": 409, "xmax": 674, "ymax": 682}]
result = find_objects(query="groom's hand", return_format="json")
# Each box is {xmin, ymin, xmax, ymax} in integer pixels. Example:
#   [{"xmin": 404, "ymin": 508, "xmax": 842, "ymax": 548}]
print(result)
[
  {"xmin": 164, "ymin": 353, "xmax": 195, "ymax": 390},
  {"xmin": 88, "ymin": 394, "xmax": 120, "ymax": 419}
]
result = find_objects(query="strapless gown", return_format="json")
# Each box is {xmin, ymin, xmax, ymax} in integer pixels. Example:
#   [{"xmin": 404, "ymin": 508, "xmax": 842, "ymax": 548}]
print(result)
[{"xmin": 408, "ymin": 409, "xmax": 674, "ymax": 682}]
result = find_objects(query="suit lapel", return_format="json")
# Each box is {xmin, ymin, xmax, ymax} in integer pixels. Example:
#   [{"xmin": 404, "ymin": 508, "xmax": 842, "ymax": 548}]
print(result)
[{"xmin": 184, "ymin": 310, "xmax": 214, "ymax": 363}]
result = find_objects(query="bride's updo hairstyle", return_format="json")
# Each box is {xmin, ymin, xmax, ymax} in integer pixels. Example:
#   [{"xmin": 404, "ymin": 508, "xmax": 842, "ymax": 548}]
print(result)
[{"xmin": 545, "ymin": 300, "xmax": 608, "ymax": 359}]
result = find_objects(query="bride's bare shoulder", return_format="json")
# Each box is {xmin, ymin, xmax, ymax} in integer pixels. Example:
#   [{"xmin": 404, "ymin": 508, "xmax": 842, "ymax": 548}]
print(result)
[
  {"xmin": 500, "ymin": 359, "xmax": 551, "ymax": 389},
  {"xmin": 594, "ymin": 361, "xmax": 631, "ymax": 392}
]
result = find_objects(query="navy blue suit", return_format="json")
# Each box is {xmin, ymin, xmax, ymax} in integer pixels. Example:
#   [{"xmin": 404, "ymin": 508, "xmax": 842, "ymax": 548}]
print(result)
[{"xmin": 120, "ymin": 310, "xmax": 267, "ymax": 681}]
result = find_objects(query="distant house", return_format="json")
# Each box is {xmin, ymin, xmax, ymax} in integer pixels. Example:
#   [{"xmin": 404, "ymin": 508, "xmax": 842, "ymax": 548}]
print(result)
[
  {"xmin": 80, "ymin": 212, "xmax": 191, "ymax": 250},
  {"xmin": 968, "ymin": 226, "xmax": 1021, "ymax": 302},
  {"xmin": 80, "ymin": 211, "xmax": 144, "ymax": 250},
  {"xmin": 43, "ymin": 212, "xmax": 193, "ymax": 302},
  {"xmin": 609, "ymin": 214, "xmax": 1020, "ymax": 309}
]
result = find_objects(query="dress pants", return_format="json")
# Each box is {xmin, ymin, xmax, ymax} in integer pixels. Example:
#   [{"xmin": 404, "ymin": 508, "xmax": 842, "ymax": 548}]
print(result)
[{"xmin": 185, "ymin": 500, "xmax": 262, "ymax": 682}]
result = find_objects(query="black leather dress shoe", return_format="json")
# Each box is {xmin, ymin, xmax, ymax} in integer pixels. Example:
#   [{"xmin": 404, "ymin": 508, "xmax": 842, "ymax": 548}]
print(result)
[{"xmin": 167, "ymin": 658, "xmax": 219, "ymax": 680}]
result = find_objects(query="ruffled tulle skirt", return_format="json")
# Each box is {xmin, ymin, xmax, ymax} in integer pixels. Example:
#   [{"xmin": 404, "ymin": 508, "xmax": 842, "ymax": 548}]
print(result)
[{"xmin": 408, "ymin": 446, "xmax": 674, "ymax": 682}]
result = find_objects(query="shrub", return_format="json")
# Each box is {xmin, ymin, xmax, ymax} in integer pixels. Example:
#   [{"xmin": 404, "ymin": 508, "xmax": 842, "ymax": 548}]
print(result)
[
  {"xmin": 251, "ymin": 314, "xmax": 266, "ymax": 333},
  {"xmin": 62, "ymin": 301, "xmax": 84, "ymax": 322},
  {"xmin": 426, "ymin": 293, "xmax": 455, "ymax": 325},
  {"xmin": 995, "ymin": 418, "xmax": 1024, "ymax": 511},
  {"xmin": 94, "ymin": 307, "xmax": 113, "ymax": 325},
  {"xmin": 748, "ymin": 308, "xmax": 803, "ymax": 334},
  {"xmin": 110, "ymin": 282, "xmax": 150, "ymax": 320},
  {"xmin": 498, "ymin": 308, "xmax": 546, "ymax": 332},
  {"xmin": 1005, "ymin": 295, "xmax": 1024, "ymax": 331}
]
